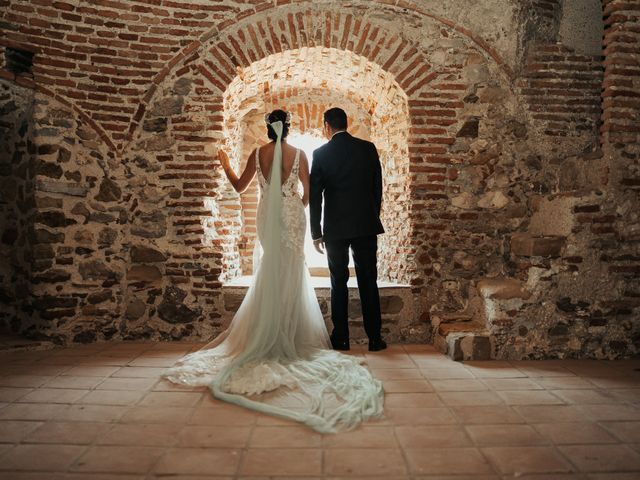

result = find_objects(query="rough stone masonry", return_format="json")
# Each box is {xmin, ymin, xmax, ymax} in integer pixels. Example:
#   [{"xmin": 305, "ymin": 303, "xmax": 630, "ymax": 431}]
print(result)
[{"xmin": 0, "ymin": 0, "xmax": 638, "ymax": 360}]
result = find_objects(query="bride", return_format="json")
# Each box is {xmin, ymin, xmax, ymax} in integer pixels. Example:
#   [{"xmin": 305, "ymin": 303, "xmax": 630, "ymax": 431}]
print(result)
[{"xmin": 161, "ymin": 109, "xmax": 384, "ymax": 433}]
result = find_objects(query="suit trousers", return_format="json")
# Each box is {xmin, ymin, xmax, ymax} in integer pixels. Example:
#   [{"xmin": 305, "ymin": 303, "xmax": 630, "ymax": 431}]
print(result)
[{"xmin": 324, "ymin": 235, "xmax": 382, "ymax": 342}]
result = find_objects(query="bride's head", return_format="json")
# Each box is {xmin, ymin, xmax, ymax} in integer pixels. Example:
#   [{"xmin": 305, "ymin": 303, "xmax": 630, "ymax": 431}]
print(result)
[{"xmin": 265, "ymin": 109, "xmax": 291, "ymax": 141}]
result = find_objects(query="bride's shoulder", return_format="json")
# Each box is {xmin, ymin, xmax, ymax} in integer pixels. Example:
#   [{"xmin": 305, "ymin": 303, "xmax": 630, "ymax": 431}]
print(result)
[
  {"xmin": 285, "ymin": 143, "xmax": 303, "ymax": 155},
  {"xmin": 252, "ymin": 142, "xmax": 272, "ymax": 157},
  {"xmin": 296, "ymin": 147, "xmax": 308, "ymax": 161}
]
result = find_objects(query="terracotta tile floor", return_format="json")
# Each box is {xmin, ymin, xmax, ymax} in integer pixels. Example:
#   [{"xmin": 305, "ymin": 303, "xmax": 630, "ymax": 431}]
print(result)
[{"xmin": 0, "ymin": 341, "xmax": 639, "ymax": 479}]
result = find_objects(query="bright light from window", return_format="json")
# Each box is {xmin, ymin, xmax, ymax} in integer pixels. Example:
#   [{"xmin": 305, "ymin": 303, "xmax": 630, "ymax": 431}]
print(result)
[
  {"xmin": 288, "ymin": 131, "xmax": 325, "ymax": 164},
  {"xmin": 288, "ymin": 131, "xmax": 354, "ymax": 271}
]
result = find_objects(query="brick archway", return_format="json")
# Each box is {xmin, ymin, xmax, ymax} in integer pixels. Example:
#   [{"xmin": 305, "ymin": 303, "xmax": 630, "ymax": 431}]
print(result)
[
  {"xmin": 231, "ymin": 94, "xmax": 374, "ymax": 276},
  {"xmin": 123, "ymin": 2, "xmax": 517, "ymax": 258},
  {"xmin": 216, "ymin": 47, "xmax": 411, "ymax": 282},
  {"xmin": 123, "ymin": 2, "xmax": 514, "ymax": 153},
  {"xmin": 120, "ymin": 0, "xmax": 522, "ymax": 341}
]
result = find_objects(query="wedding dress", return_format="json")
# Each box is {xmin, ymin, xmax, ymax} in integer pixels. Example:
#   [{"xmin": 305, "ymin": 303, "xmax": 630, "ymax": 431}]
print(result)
[{"xmin": 161, "ymin": 121, "xmax": 384, "ymax": 433}]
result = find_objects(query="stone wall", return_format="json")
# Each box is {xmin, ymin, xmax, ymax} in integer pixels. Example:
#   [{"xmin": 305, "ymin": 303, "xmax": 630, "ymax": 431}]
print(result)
[
  {"xmin": 0, "ymin": 79, "xmax": 34, "ymax": 335},
  {"xmin": 432, "ymin": 0, "xmax": 639, "ymax": 360},
  {"xmin": 222, "ymin": 282, "xmax": 418, "ymax": 343},
  {"xmin": 0, "ymin": 0, "xmax": 637, "ymax": 358},
  {"xmin": 0, "ymin": 77, "xmax": 129, "ymax": 344}
]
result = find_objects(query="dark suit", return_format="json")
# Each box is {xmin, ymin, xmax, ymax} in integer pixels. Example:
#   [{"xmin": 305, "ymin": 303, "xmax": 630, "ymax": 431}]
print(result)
[{"xmin": 310, "ymin": 131, "xmax": 384, "ymax": 343}]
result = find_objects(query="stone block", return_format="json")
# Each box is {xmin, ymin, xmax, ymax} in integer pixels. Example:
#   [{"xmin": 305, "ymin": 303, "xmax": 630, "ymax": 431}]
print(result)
[
  {"xmin": 125, "ymin": 298, "xmax": 146, "ymax": 320},
  {"xmin": 131, "ymin": 211, "xmax": 167, "ymax": 239},
  {"xmin": 348, "ymin": 298, "xmax": 362, "ymax": 319},
  {"xmin": 150, "ymin": 96, "xmax": 183, "ymax": 116},
  {"xmin": 31, "ymin": 229, "xmax": 65, "ymax": 244},
  {"xmin": 73, "ymin": 330, "xmax": 96, "ymax": 343},
  {"xmin": 98, "ymin": 227, "xmax": 118, "ymax": 246},
  {"xmin": 32, "ymin": 295, "xmax": 78, "ymax": 309},
  {"xmin": 73, "ymin": 229, "xmax": 94, "ymax": 244},
  {"xmin": 35, "ymin": 196, "xmax": 63, "ymax": 209},
  {"xmin": 71, "ymin": 202, "xmax": 90, "ymax": 219},
  {"xmin": 32, "ymin": 244, "xmax": 55, "ymax": 260},
  {"xmin": 36, "ymin": 179, "xmax": 88, "ymax": 197},
  {"xmin": 451, "ymin": 192, "xmax": 476, "ymax": 209},
  {"xmin": 40, "ymin": 307, "xmax": 76, "ymax": 320},
  {"xmin": 380, "ymin": 295, "xmax": 404, "ymax": 314},
  {"xmin": 158, "ymin": 286, "xmax": 199, "ymax": 324},
  {"xmin": 87, "ymin": 290, "xmax": 114, "ymax": 304},
  {"xmin": 32, "ymin": 269, "xmax": 71, "ymax": 284},
  {"xmin": 456, "ymin": 117, "xmax": 479, "ymax": 138},
  {"xmin": 79, "ymin": 260, "xmax": 117, "ymax": 281},
  {"xmin": 459, "ymin": 335, "xmax": 491, "ymax": 360},
  {"xmin": 478, "ymin": 190, "xmax": 509, "ymax": 209},
  {"xmin": 127, "ymin": 265, "xmax": 162, "ymax": 284},
  {"xmin": 90, "ymin": 212, "xmax": 117, "ymax": 224},
  {"xmin": 36, "ymin": 160, "xmax": 63, "ymax": 179},
  {"xmin": 477, "ymin": 277, "xmax": 531, "ymax": 300},
  {"xmin": 35, "ymin": 211, "xmax": 76, "ymax": 228},
  {"xmin": 131, "ymin": 245, "xmax": 166, "ymax": 263},
  {"xmin": 511, "ymin": 233, "xmax": 565, "ymax": 257},
  {"xmin": 172, "ymin": 78, "xmax": 192, "ymax": 95},
  {"xmin": 64, "ymin": 170, "xmax": 81, "ymax": 182},
  {"xmin": 143, "ymin": 117, "xmax": 167, "ymax": 133},
  {"xmin": 57, "ymin": 146, "xmax": 71, "ymax": 162},
  {"xmin": 95, "ymin": 177, "xmax": 122, "ymax": 202}
]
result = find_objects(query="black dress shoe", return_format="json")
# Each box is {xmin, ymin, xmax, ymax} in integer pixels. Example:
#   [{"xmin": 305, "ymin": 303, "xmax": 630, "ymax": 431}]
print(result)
[
  {"xmin": 330, "ymin": 336, "xmax": 350, "ymax": 351},
  {"xmin": 368, "ymin": 338, "xmax": 387, "ymax": 352}
]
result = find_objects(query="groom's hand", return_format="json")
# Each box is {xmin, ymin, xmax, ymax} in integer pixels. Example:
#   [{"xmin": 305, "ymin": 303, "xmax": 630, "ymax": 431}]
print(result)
[{"xmin": 313, "ymin": 237, "xmax": 324, "ymax": 254}]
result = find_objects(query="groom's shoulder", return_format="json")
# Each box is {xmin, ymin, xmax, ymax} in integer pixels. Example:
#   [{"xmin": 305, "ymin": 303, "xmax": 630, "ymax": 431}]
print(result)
[
  {"xmin": 312, "ymin": 142, "xmax": 330, "ymax": 158},
  {"xmin": 349, "ymin": 133, "xmax": 374, "ymax": 146},
  {"xmin": 351, "ymin": 135, "xmax": 377, "ymax": 153}
]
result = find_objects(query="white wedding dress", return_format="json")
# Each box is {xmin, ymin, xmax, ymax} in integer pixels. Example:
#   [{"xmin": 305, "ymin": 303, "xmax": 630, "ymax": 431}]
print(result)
[{"xmin": 161, "ymin": 121, "xmax": 384, "ymax": 433}]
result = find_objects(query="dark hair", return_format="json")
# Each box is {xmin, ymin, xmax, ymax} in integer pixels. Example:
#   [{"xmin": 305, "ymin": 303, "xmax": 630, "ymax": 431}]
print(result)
[
  {"xmin": 266, "ymin": 109, "xmax": 290, "ymax": 141},
  {"xmin": 323, "ymin": 107, "xmax": 348, "ymax": 130}
]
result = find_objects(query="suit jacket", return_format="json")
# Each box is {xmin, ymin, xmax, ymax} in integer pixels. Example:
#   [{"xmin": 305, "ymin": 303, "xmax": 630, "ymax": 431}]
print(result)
[{"xmin": 309, "ymin": 131, "xmax": 384, "ymax": 241}]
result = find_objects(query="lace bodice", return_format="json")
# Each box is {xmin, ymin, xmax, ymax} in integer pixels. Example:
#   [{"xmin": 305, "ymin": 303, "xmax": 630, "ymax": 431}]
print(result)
[
  {"xmin": 256, "ymin": 145, "xmax": 301, "ymax": 197},
  {"xmin": 255, "ymin": 145, "xmax": 306, "ymax": 256}
]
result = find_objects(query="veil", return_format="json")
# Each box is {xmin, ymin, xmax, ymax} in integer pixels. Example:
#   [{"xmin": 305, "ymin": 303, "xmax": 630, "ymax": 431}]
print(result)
[{"xmin": 161, "ymin": 121, "xmax": 384, "ymax": 433}]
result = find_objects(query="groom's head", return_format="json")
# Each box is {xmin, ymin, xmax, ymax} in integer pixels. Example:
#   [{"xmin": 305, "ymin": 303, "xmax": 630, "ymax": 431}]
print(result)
[{"xmin": 323, "ymin": 108, "xmax": 348, "ymax": 139}]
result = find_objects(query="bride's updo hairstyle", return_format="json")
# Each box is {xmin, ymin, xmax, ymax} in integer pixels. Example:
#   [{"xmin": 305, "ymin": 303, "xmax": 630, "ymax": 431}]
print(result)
[{"xmin": 265, "ymin": 109, "xmax": 291, "ymax": 140}]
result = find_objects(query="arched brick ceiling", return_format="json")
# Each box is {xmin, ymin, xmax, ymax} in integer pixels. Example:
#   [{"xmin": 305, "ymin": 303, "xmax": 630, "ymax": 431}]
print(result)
[
  {"xmin": 127, "ymin": 2, "xmax": 513, "ymax": 154},
  {"xmin": 223, "ymin": 47, "xmax": 407, "ymax": 121},
  {"xmin": 1, "ymin": 0, "xmax": 513, "ymax": 154}
]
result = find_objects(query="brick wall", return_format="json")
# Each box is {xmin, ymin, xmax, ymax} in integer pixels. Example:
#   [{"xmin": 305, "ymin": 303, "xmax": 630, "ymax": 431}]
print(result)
[
  {"xmin": 598, "ymin": 0, "xmax": 640, "ymax": 354},
  {"xmin": 520, "ymin": 43, "xmax": 603, "ymax": 139},
  {"xmin": 602, "ymin": 0, "xmax": 640, "ymax": 148}
]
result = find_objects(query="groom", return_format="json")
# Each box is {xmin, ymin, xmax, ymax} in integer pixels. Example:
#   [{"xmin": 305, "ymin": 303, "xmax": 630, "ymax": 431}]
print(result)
[{"xmin": 310, "ymin": 108, "xmax": 387, "ymax": 352}]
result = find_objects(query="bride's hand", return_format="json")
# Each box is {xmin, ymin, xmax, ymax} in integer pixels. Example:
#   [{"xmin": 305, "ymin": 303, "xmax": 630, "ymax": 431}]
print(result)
[{"xmin": 217, "ymin": 148, "xmax": 230, "ymax": 170}]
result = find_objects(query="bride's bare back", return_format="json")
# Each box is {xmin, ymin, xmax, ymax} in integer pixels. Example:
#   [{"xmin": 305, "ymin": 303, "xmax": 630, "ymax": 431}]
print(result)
[
  {"xmin": 258, "ymin": 141, "xmax": 300, "ymax": 185},
  {"xmin": 217, "ymin": 138, "xmax": 310, "ymax": 205}
]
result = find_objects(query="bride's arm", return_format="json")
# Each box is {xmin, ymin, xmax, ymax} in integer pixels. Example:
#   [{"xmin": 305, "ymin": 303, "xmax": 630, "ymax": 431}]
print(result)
[
  {"xmin": 299, "ymin": 150, "xmax": 310, "ymax": 207},
  {"xmin": 218, "ymin": 148, "xmax": 256, "ymax": 193}
]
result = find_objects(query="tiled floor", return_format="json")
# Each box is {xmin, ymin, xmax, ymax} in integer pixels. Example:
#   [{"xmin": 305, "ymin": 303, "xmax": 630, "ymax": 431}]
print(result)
[{"xmin": 0, "ymin": 342, "xmax": 639, "ymax": 479}]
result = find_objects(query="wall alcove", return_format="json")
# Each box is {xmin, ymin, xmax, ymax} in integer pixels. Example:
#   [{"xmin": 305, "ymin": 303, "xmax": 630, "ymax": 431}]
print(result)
[{"xmin": 217, "ymin": 47, "xmax": 413, "ymax": 286}]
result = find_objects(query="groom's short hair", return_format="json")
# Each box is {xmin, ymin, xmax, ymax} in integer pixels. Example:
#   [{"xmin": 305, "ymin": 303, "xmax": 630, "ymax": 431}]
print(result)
[{"xmin": 324, "ymin": 108, "xmax": 348, "ymax": 130}]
